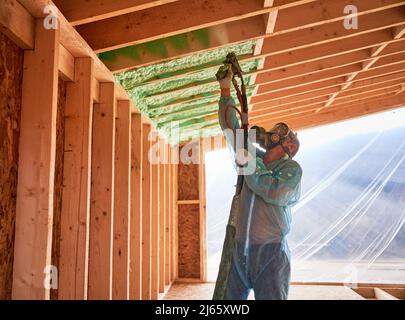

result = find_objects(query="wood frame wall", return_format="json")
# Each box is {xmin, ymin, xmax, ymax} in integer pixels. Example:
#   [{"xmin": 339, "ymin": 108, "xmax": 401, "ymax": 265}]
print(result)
[{"xmin": 1, "ymin": 4, "xmax": 178, "ymax": 300}]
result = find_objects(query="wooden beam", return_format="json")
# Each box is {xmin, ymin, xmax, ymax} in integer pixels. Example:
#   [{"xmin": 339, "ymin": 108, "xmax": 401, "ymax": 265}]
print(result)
[
  {"xmin": 252, "ymin": 60, "xmax": 405, "ymax": 103},
  {"xmin": 88, "ymin": 83, "xmax": 116, "ymax": 300},
  {"xmin": 102, "ymin": 0, "xmax": 405, "ymax": 71},
  {"xmin": 374, "ymin": 288, "xmax": 399, "ymax": 300},
  {"xmin": 172, "ymin": 152, "xmax": 179, "ymax": 280},
  {"xmin": 104, "ymin": 16, "xmax": 266, "ymax": 73},
  {"xmin": 112, "ymin": 100, "xmax": 131, "ymax": 300},
  {"xmin": 251, "ymin": 77, "xmax": 405, "ymax": 116},
  {"xmin": 165, "ymin": 147, "xmax": 171, "ymax": 285},
  {"xmin": 323, "ymin": 21, "xmax": 405, "ymax": 108},
  {"xmin": 159, "ymin": 145, "xmax": 166, "ymax": 293},
  {"xmin": 198, "ymin": 140, "xmax": 207, "ymax": 282},
  {"xmin": 141, "ymin": 124, "xmax": 152, "ymax": 300},
  {"xmin": 146, "ymin": 20, "xmax": 405, "ymax": 103},
  {"xmin": 148, "ymin": 31, "xmax": 404, "ymax": 93},
  {"xmin": 58, "ymin": 57, "xmax": 94, "ymax": 300},
  {"xmin": 151, "ymin": 133, "xmax": 160, "ymax": 300},
  {"xmin": 254, "ymin": 93, "xmax": 405, "ymax": 129},
  {"xmin": 129, "ymin": 114, "xmax": 143, "ymax": 300},
  {"xmin": 0, "ymin": 0, "xmax": 34, "ymax": 49},
  {"xmin": 76, "ymin": 0, "xmax": 314, "ymax": 52},
  {"xmin": 53, "ymin": 0, "xmax": 181, "ymax": 26},
  {"xmin": 58, "ymin": 44, "xmax": 75, "ymax": 82},
  {"xmin": 12, "ymin": 19, "xmax": 59, "ymax": 300},
  {"xmin": 251, "ymin": 85, "xmax": 403, "ymax": 120}
]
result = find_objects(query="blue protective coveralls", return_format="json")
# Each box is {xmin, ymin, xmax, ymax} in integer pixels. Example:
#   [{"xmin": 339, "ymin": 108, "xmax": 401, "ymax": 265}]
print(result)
[{"xmin": 218, "ymin": 96, "xmax": 302, "ymax": 300}]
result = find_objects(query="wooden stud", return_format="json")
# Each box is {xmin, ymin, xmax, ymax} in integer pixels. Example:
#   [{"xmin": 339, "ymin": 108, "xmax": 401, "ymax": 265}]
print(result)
[
  {"xmin": 159, "ymin": 142, "xmax": 166, "ymax": 293},
  {"xmin": 12, "ymin": 19, "xmax": 59, "ymax": 300},
  {"xmin": 165, "ymin": 146, "xmax": 171, "ymax": 285},
  {"xmin": 88, "ymin": 82, "xmax": 116, "ymax": 300},
  {"xmin": 198, "ymin": 140, "xmax": 207, "ymax": 282},
  {"xmin": 129, "ymin": 114, "xmax": 143, "ymax": 300},
  {"xmin": 112, "ymin": 100, "xmax": 131, "ymax": 300},
  {"xmin": 150, "ymin": 133, "xmax": 160, "ymax": 300},
  {"xmin": 141, "ymin": 124, "xmax": 151, "ymax": 300},
  {"xmin": 171, "ymin": 154, "xmax": 179, "ymax": 281},
  {"xmin": 58, "ymin": 57, "xmax": 94, "ymax": 300}
]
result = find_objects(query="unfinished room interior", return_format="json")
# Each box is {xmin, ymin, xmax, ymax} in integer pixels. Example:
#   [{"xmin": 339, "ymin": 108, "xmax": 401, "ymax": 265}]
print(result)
[{"xmin": 0, "ymin": 0, "xmax": 405, "ymax": 301}]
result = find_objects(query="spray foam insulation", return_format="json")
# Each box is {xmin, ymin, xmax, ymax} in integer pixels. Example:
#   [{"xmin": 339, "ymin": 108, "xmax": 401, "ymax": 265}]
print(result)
[{"xmin": 108, "ymin": 39, "xmax": 260, "ymax": 145}]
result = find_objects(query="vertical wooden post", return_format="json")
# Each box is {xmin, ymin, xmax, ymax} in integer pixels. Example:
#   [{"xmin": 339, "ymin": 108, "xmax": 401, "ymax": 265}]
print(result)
[
  {"xmin": 59, "ymin": 57, "xmax": 94, "ymax": 300},
  {"xmin": 151, "ymin": 133, "xmax": 160, "ymax": 300},
  {"xmin": 112, "ymin": 100, "xmax": 131, "ymax": 299},
  {"xmin": 130, "ymin": 114, "xmax": 142, "ymax": 300},
  {"xmin": 199, "ymin": 140, "xmax": 207, "ymax": 282},
  {"xmin": 172, "ymin": 149, "xmax": 179, "ymax": 280},
  {"xmin": 12, "ymin": 20, "xmax": 60, "ymax": 300},
  {"xmin": 165, "ymin": 145, "xmax": 171, "ymax": 285},
  {"xmin": 141, "ymin": 124, "xmax": 151, "ymax": 300},
  {"xmin": 88, "ymin": 82, "xmax": 116, "ymax": 300},
  {"xmin": 159, "ymin": 140, "xmax": 166, "ymax": 293}
]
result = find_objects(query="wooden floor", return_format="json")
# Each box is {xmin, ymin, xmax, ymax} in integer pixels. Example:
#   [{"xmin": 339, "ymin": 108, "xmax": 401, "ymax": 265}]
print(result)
[{"xmin": 163, "ymin": 282, "xmax": 365, "ymax": 300}]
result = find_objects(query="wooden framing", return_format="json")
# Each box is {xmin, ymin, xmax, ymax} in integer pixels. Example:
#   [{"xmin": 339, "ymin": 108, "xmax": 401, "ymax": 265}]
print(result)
[
  {"xmin": 88, "ymin": 82, "xmax": 116, "ymax": 300},
  {"xmin": 75, "ymin": 0, "xmax": 313, "ymax": 53},
  {"xmin": 129, "ymin": 114, "xmax": 143, "ymax": 300},
  {"xmin": 165, "ymin": 146, "xmax": 171, "ymax": 285},
  {"xmin": 0, "ymin": 0, "xmax": 34, "ymax": 49},
  {"xmin": 150, "ymin": 133, "xmax": 160, "ymax": 300},
  {"xmin": 172, "ymin": 150, "xmax": 179, "ymax": 281},
  {"xmin": 198, "ymin": 140, "xmax": 207, "ymax": 282},
  {"xmin": 112, "ymin": 100, "xmax": 131, "ymax": 299},
  {"xmin": 58, "ymin": 57, "xmax": 94, "ymax": 300},
  {"xmin": 159, "ymin": 143, "xmax": 166, "ymax": 293},
  {"xmin": 141, "ymin": 124, "xmax": 152, "ymax": 300},
  {"xmin": 12, "ymin": 18, "xmax": 60, "ymax": 300},
  {"xmin": 53, "ymin": 0, "xmax": 181, "ymax": 26}
]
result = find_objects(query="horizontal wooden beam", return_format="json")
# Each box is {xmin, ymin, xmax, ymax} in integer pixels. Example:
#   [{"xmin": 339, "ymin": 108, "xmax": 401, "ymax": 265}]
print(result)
[
  {"xmin": 58, "ymin": 44, "xmax": 75, "ymax": 81},
  {"xmin": 251, "ymin": 84, "xmax": 403, "ymax": 121},
  {"xmin": 53, "ymin": 0, "xmax": 180, "ymax": 26},
  {"xmin": 251, "ymin": 77, "xmax": 405, "ymax": 116},
  {"xmin": 103, "ymin": 0, "xmax": 405, "ymax": 72},
  {"xmin": 0, "ymin": 0, "xmax": 34, "ymax": 49},
  {"xmin": 145, "ymin": 15, "xmax": 405, "ymax": 101},
  {"xmin": 253, "ymin": 93, "xmax": 405, "ymax": 130},
  {"xmin": 251, "ymin": 61, "xmax": 405, "ymax": 104},
  {"xmin": 76, "ymin": 0, "xmax": 315, "ymax": 52},
  {"xmin": 145, "ymin": 29, "xmax": 404, "ymax": 91},
  {"xmin": 103, "ymin": 15, "xmax": 266, "ymax": 72}
]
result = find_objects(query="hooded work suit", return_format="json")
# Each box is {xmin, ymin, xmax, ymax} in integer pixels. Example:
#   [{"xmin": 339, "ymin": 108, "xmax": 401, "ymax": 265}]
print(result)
[{"xmin": 218, "ymin": 96, "xmax": 302, "ymax": 300}]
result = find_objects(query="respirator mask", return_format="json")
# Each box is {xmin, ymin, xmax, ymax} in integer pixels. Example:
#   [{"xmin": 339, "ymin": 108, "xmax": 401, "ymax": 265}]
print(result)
[{"xmin": 250, "ymin": 122, "xmax": 300, "ymax": 158}]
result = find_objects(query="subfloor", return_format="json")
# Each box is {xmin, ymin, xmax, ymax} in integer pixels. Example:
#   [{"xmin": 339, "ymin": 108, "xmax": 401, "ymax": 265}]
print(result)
[{"xmin": 163, "ymin": 282, "xmax": 365, "ymax": 300}]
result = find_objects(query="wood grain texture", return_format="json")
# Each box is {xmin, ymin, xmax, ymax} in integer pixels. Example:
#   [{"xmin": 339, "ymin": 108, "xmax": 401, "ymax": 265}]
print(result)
[
  {"xmin": 12, "ymin": 21, "xmax": 60, "ymax": 300},
  {"xmin": 0, "ymin": 31, "xmax": 23, "ymax": 300},
  {"xmin": 88, "ymin": 82, "xmax": 116, "ymax": 300}
]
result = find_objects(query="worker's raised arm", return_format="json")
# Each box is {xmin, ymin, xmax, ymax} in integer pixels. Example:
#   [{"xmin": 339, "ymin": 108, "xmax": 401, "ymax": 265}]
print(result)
[{"xmin": 244, "ymin": 159, "xmax": 302, "ymax": 206}]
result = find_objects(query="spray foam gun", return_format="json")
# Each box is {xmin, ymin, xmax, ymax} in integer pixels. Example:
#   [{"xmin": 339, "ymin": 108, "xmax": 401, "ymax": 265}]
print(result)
[{"xmin": 216, "ymin": 52, "xmax": 249, "ymax": 193}]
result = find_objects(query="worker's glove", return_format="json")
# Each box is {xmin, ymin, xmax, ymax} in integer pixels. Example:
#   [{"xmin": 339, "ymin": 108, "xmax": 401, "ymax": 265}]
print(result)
[
  {"xmin": 235, "ymin": 149, "xmax": 254, "ymax": 167},
  {"xmin": 217, "ymin": 64, "xmax": 233, "ymax": 90}
]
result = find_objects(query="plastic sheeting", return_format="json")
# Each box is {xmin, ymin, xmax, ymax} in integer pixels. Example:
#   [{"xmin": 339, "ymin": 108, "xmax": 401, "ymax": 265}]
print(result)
[{"xmin": 206, "ymin": 108, "xmax": 405, "ymax": 284}]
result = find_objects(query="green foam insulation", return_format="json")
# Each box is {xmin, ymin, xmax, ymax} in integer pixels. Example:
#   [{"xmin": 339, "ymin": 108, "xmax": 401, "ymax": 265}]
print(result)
[{"xmin": 113, "ymin": 39, "xmax": 261, "ymax": 145}]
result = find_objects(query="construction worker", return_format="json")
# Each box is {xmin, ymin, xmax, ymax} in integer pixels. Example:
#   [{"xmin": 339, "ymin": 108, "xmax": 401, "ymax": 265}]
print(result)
[{"xmin": 217, "ymin": 65, "xmax": 302, "ymax": 300}]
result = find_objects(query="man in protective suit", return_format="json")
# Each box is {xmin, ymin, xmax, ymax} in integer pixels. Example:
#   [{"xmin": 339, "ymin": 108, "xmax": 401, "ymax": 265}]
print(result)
[{"xmin": 217, "ymin": 65, "xmax": 302, "ymax": 300}]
